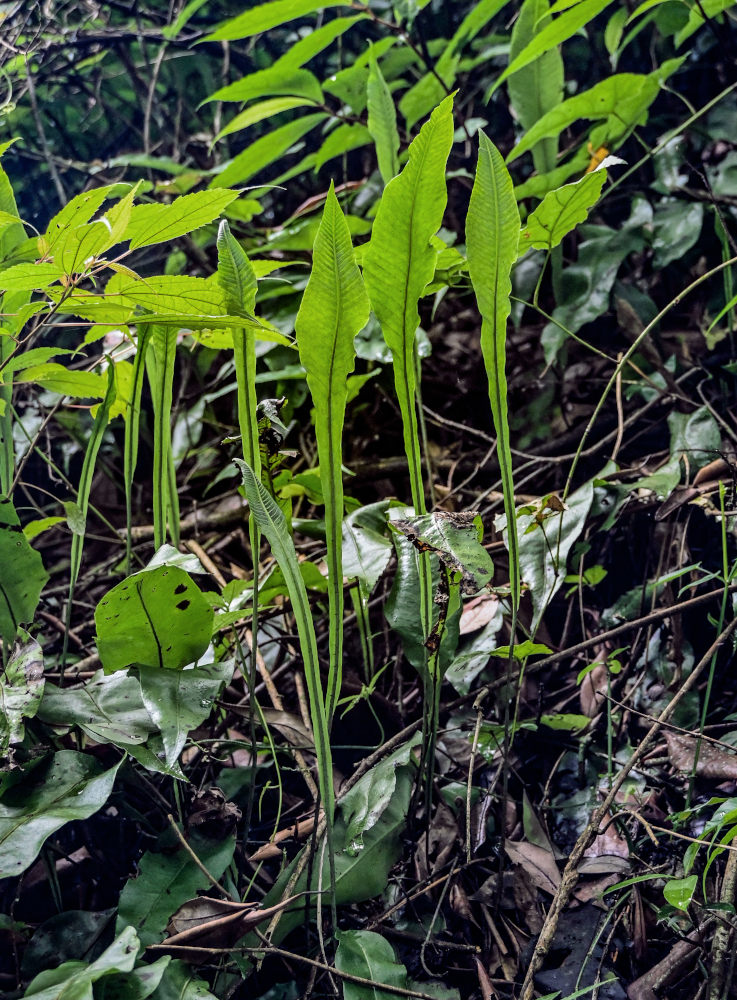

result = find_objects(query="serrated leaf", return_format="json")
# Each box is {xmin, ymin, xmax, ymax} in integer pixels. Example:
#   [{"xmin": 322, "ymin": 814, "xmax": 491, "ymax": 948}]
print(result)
[
  {"xmin": 125, "ymin": 190, "xmax": 239, "ymax": 250},
  {"xmin": 0, "ymin": 262, "xmax": 63, "ymax": 292},
  {"xmin": 295, "ymin": 183, "xmax": 369, "ymax": 720},
  {"xmin": 519, "ymin": 168, "xmax": 607, "ymax": 252},
  {"xmin": 0, "ymin": 750, "xmax": 122, "ymax": 879}
]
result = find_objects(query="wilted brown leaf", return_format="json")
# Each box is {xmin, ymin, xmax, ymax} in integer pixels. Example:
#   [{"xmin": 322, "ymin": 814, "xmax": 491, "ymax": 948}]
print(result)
[
  {"xmin": 505, "ymin": 841, "xmax": 561, "ymax": 896},
  {"xmin": 666, "ymin": 731, "xmax": 737, "ymax": 780}
]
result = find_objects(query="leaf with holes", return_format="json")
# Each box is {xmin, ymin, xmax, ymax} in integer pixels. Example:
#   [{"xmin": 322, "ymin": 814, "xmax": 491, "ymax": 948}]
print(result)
[
  {"xmin": 0, "ymin": 634, "xmax": 43, "ymax": 759},
  {"xmin": 95, "ymin": 564, "xmax": 214, "ymax": 673}
]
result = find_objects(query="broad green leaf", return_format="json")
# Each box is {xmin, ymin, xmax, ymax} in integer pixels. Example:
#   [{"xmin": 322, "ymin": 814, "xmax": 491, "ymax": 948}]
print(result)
[
  {"xmin": 138, "ymin": 659, "xmax": 235, "ymax": 766},
  {"xmin": 211, "ymin": 113, "xmax": 326, "ymax": 188},
  {"xmin": 519, "ymin": 168, "xmax": 607, "ymax": 253},
  {"xmin": 216, "ymin": 96, "xmax": 318, "ymax": 142},
  {"xmin": 507, "ymin": 0, "xmax": 564, "ymax": 175},
  {"xmin": 95, "ymin": 956, "xmax": 170, "ymax": 1000},
  {"xmin": 391, "ymin": 510, "xmax": 494, "ymax": 594},
  {"xmin": 335, "ymin": 930, "xmax": 408, "ymax": 1000},
  {"xmin": 652, "ymin": 198, "xmax": 704, "ymax": 268},
  {"xmin": 208, "ymin": 67, "xmax": 324, "ymax": 105},
  {"xmin": 149, "ymin": 962, "xmax": 218, "ymax": 1000},
  {"xmin": 342, "ymin": 501, "xmax": 394, "ymax": 600},
  {"xmin": 295, "ymin": 182, "xmax": 370, "ymax": 722},
  {"xmin": 124, "ymin": 189, "xmax": 239, "ymax": 250},
  {"xmin": 501, "ymin": 480, "xmax": 594, "ymax": 633},
  {"xmin": 0, "ymin": 636, "xmax": 44, "ymax": 759},
  {"xmin": 314, "ymin": 123, "xmax": 372, "ymax": 171},
  {"xmin": 37, "ymin": 670, "xmax": 157, "ymax": 746},
  {"xmin": 23, "ymin": 927, "xmax": 140, "ymax": 1000},
  {"xmin": 340, "ymin": 735, "xmax": 421, "ymax": 854},
  {"xmin": 237, "ymin": 460, "xmax": 334, "ymax": 824},
  {"xmin": 491, "ymin": 0, "xmax": 617, "ymax": 95},
  {"xmin": 466, "ymin": 132, "xmax": 520, "ymax": 611},
  {"xmin": 507, "ymin": 61, "xmax": 683, "ymax": 164},
  {"xmin": 668, "ymin": 406, "xmax": 721, "ymax": 471},
  {"xmin": 0, "ymin": 497, "xmax": 48, "ymax": 646},
  {"xmin": 663, "ymin": 874, "xmax": 697, "ymax": 910},
  {"xmin": 204, "ymin": 0, "xmax": 348, "ymax": 41},
  {"xmin": 540, "ymin": 200, "xmax": 649, "ymax": 358},
  {"xmin": 384, "ymin": 509, "xmax": 460, "ymax": 678},
  {"xmin": 95, "ymin": 564, "xmax": 214, "ymax": 672},
  {"xmin": 116, "ymin": 834, "xmax": 235, "ymax": 947},
  {"xmin": 0, "ymin": 750, "xmax": 122, "ymax": 879},
  {"xmin": 0, "ymin": 262, "xmax": 63, "ymax": 292},
  {"xmin": 367, "ymin": 51, "xmax": 400, "ymax": 185},
  {"xmin": 252, "ymin": 767, "xmax": 413, "ymax": 945},
  {"xmin": 14, "ymin": 364, "xmax": 108, "ymax": 399}
]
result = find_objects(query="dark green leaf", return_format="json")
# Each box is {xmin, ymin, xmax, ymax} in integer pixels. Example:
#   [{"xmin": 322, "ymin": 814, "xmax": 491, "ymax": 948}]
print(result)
[{"xmin": 0, "ymin": 750, "xmax": 122, "ymax": 879}]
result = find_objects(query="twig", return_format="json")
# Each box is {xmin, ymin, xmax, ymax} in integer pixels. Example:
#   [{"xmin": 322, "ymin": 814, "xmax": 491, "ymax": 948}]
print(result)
[
  {"xmin": 166, "ymin": 814, "xmax": 237, "ymax": 902},
  {"xmin": 519, "ymin": 616, "xmax": 737, "ymax": 1000},
  {"xmin": 709, "ymin": 845, "xmax": 737, "ymax": 1000}
]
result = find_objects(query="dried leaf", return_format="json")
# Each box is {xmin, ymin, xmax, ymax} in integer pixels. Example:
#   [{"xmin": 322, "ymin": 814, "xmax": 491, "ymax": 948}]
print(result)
[
  {"xmin": 459, "ymin": 594, "xmax": 500, "ymax": 635},
  {"xmin": 504, "ymin": 841, "xmax": 560, "ymax": 896},
  {"xmin": 666, "ymin": 731, "xmax": 737, "ymax": 780}
]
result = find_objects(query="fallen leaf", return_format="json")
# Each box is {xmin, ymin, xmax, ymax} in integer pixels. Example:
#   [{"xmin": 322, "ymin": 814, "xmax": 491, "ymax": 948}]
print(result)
[
  {"xmin": 666, "ymin": 731, "xmax": 737, "ymax": 780},
  {"xmin": 460, "ymin": 594, "xmax": 499, "ymax": 635},
  {"xmin": 505, "ymin": 841, "xmax": 560, "ymax": 896}
]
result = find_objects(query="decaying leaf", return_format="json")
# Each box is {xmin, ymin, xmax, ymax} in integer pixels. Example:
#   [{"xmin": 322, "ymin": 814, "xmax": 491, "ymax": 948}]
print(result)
[
  {"xmin": 504, "ymin": 840, "xmax": 561, "ymax": 896},
  {"xmin": 666, "ymin": 731, "xmax": 737, "ymax": 781}
]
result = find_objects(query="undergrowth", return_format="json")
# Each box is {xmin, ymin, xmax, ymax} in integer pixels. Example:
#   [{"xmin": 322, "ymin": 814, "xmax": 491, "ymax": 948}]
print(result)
[{"xmin": 1, "ymin": 2, "xmax": 737, "ymax": 999}]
